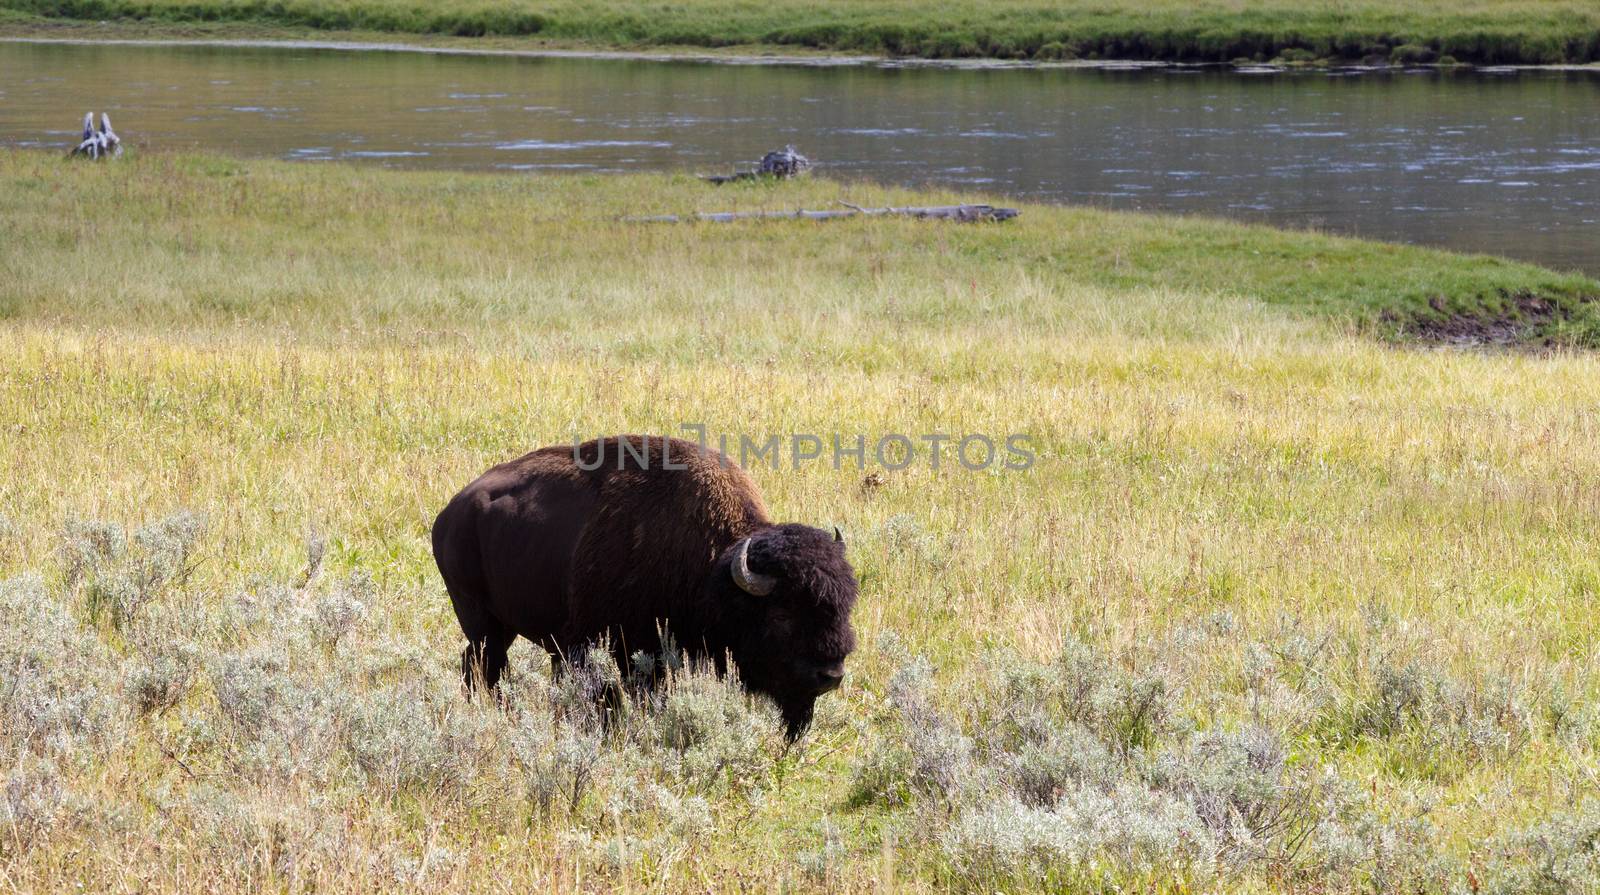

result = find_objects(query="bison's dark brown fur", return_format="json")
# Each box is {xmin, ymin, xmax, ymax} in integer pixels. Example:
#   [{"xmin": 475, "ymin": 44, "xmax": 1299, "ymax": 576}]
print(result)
[{"xmin": 431, "ymin": 435, "xmax": 858, "ymax": 736}]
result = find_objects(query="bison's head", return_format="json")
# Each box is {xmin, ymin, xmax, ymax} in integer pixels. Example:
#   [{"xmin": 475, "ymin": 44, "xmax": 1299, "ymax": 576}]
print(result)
[{"xmin": 710, "ymin": 523, "xmax": 858, "ymax": 739}]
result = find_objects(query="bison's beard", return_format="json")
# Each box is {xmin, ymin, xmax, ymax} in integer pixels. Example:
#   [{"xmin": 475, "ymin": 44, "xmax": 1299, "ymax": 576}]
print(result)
[{"xmin": 779, "ymin": 698, "xmax": 816, "ymax": 741}]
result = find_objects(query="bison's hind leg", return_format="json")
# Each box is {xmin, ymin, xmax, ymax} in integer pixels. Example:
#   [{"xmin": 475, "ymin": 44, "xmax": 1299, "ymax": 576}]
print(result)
[
  {"xmin": 435, "ymin": 501, "xmax": 517, "ymax": 696},
  {"xmin": 437, "ymin": 545, "xmax": 515, "ymax": 695}
]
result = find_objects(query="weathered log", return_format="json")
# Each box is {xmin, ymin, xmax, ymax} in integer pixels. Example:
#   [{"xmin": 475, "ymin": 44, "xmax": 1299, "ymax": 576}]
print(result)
[
  {"xmin": 757, "ymin": 145, "xmax": 810, "ymax": 177},
  {"xmin": 68, "ymin": 112, "xmax": 121, "ymax": 160},
  {"xmin": 627, "ymin": 203, "xmax": 1020, "ymax": 224}
]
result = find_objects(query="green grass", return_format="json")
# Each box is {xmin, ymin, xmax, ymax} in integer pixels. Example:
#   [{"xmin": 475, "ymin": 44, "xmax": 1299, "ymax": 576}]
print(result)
[
  {"xmin": 4, "ymin": 153, "xmax": 1594, "ymax": 346},
  {"xmin": 5, "ymin": 151, "xmax": 1600, "ymax": 891},
  {"xmin": 3, "ymin": 0, "xmax": 1600, "ymax": 64}
]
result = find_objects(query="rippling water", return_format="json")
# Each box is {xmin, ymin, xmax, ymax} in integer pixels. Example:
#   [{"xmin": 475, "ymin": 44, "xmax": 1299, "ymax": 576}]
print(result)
[{"xmin": 2, "ymin": 40, "xmax": 1596, "ymax": 272}]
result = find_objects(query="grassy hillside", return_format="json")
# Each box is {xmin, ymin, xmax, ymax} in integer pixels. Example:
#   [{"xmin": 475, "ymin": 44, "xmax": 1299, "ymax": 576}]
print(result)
[
  {"xmin": 3, "ymin": 0, "xmax": 1600, "ymax": 64},
  {"xmin": 4, "ymin": 151, "xmax": 1600, "ymax": 892}
]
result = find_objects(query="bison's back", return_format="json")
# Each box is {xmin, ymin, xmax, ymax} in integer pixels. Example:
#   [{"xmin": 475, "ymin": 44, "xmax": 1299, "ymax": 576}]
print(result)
[{"xmin": 434, "ymin": 437, "xmax": 769, "ymax": 654}]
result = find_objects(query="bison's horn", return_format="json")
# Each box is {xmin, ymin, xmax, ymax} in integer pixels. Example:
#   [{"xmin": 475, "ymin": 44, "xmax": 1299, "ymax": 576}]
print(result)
[
  {"xmin": 833, "ymin": 526, "xmax": 844, "ymax": 544},
  {"xmin": 732, "ymin": 537, "xmax": 776, "ymax": 596}
]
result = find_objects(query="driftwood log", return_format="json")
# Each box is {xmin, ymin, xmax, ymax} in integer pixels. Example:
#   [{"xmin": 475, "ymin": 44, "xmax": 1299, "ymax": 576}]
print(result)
[
  {"xmin": 628, "ymin": 203, "xmax": 1020, "ymax": 224},
  {"xmin": 68, "ymin": 112, "xmax": 122, "ymax": 160},
  {"xmin": 703, "ymin": 145, "xmax": 812, "ymax": 185}
]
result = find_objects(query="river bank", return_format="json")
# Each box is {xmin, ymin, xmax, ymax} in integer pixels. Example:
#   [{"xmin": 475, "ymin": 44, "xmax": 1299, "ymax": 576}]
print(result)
[
  {"xmin": 12, "ymin": 30, "xmax": 1600, "ymax": 73},
  {"xmin": 4, "ymin": 0, "xmax": 1599, "ymax": 66}
]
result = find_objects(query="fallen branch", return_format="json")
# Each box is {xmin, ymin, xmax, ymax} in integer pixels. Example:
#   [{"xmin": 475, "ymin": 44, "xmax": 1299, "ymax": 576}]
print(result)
[
  {"xmin": 628, "ymin": 202, "xmax": 1020, "ymax": 224},
  {"xmin": 701, "ymin": 171, "xmax": 762, "ymax": 185}
]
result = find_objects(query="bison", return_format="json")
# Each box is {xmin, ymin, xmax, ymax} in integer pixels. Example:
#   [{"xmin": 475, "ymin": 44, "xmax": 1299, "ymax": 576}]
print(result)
[{"xmin": 431, "ymin": 435, "xmax": 858, "ymax": 737}]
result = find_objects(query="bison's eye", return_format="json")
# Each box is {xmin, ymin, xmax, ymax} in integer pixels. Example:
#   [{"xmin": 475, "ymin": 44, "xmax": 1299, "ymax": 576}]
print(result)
[{"xmin": 766, "ymin": 608, "xmax": 794, "ymax": 630}]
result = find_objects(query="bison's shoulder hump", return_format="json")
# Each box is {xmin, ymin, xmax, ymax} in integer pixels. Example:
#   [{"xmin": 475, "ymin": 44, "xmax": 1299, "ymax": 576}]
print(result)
[{"xmin": 594, "ymin": 436, "xmax": 768, "ymax": 530}]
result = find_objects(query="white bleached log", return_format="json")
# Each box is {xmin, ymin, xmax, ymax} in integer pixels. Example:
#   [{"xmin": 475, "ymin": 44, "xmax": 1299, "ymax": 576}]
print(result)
[{"xmin": 68, "ymin": 112, "xmax": 122, "ymax": 160}]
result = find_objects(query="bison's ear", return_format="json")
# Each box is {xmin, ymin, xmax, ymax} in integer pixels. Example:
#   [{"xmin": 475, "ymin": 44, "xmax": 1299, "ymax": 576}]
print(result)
[
  {"xmin": 732, "ymin": 537, "xmax": 777, "ymax": 596},
  {"xmin": 833, "ymin": 526, "xmax": 845, "ymax": 545}
]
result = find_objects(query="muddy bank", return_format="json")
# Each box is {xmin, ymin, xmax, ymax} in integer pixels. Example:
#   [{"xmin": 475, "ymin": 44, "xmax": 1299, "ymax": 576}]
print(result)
[{"xmin": 1389, "ymin": 290, "xmax": 1600, "ymax": 349}]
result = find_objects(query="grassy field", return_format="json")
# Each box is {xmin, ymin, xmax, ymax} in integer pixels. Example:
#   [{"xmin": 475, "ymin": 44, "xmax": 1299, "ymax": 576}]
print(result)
[
  {"xmin": 5, "ymin": 150, "xmax": 1600, "ymax": 892},
  {"xmin": 3, "ymin": 0, "xmax": 1600, "ymax": 64}
]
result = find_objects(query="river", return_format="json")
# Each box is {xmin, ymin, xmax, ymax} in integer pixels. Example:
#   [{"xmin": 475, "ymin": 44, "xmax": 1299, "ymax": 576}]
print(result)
[{"xmin": 2, "ymin": 40, "xmax": 1596, "ymax": 272}]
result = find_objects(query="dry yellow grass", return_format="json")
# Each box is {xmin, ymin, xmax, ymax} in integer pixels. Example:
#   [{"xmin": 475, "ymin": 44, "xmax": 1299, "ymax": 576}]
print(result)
[{"xmin": 3, "ymin": 151, "xmax": 1600, "ymax": 892}]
